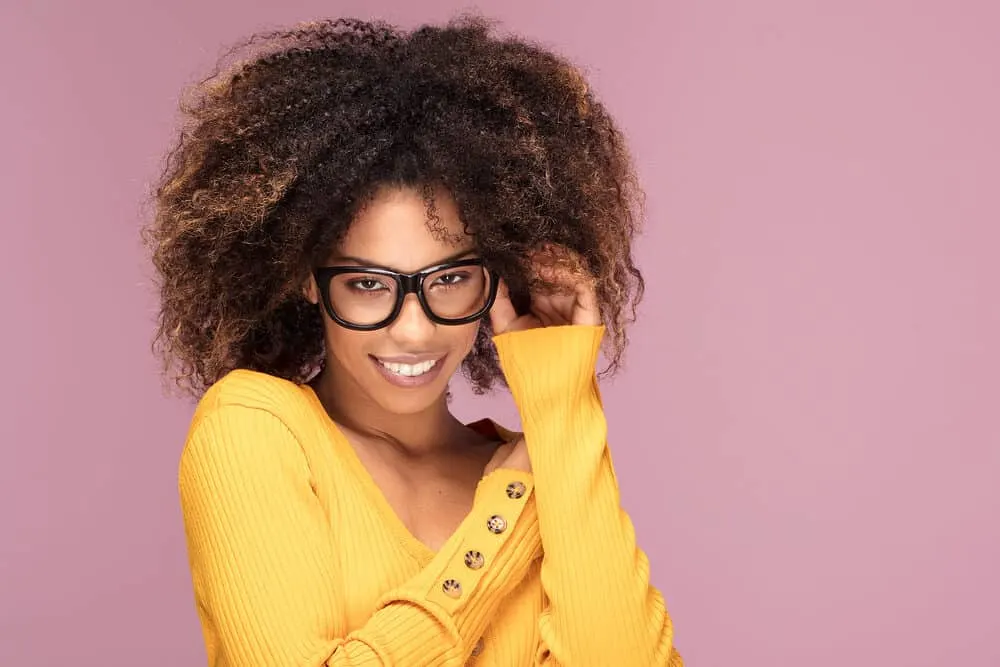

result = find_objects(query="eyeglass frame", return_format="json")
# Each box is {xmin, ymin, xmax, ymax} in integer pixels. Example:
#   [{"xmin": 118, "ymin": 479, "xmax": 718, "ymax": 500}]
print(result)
[{"xmin": 313, "ymin": 258, "xmax": 501, "ymax": 331}]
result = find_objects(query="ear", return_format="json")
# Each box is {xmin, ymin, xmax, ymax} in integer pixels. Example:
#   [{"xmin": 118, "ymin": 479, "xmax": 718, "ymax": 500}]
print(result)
[{"xmin": 302, "ymin": 274, "xmax": 320, "ymax": 305}]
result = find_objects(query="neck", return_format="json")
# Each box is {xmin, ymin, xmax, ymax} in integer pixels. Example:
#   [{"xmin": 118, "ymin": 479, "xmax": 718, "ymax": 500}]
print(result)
[{"xmin": 312, "ymin": 364, "xmax": 463, "ymax": 460}]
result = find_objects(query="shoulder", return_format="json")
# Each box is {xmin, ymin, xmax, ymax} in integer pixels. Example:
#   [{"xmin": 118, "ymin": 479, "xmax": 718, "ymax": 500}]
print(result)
[
  {"xmin": 195, "ymin": 369, "xmax": 309, "ymax": 418},
  {"xmin": 199, "ymin": 368, "xmax": 306, "ymax": 407},
  {"xmin": 185, "ymin": 369, "xmax": 318, "ymax": 449},
  {"xmin": 180, "ymin": 370, "xmax": 320, "ymax": 481},
  {"xmin": 177, "ymin": 373, "xmax": 326, "ymax": 523}
]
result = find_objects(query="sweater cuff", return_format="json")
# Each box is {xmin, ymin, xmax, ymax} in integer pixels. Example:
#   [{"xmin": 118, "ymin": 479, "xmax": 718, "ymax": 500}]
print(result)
[{"xmin": 493, "ymin": 325, "xmax": 605, "ymax": 404}]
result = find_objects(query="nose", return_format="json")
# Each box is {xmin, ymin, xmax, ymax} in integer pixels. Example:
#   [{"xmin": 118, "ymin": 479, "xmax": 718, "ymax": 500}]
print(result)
[{"xmin": 386, "ymin": 293, "xmax": 435, "ymax": 345}]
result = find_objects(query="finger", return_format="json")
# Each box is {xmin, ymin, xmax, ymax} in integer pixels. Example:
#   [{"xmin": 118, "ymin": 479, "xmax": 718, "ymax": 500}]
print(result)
[
  {"xmin": 573, "ymin": 280, "xmax": 601, "ymax": 326},
  {"xmin": 533, "ymin": 304, "xmax": 556, "ymax": 328},
  {"xmin": 530, "ymin": 295, "xmax": 564, "ymax": 327},
  {"xmin": 489, "ymin": 279, "xmax": 519, "ymax": 334},
  {"xmin": 484, "ymin": 442, "xmax": 511, "ymax": 475},
  {"xmin": 550, "ymin": 294, "xmax": 578, "ymax": 323},
  {"xmin": 541, "ymin": 287, "xmax": 581, "ymax": 322}
]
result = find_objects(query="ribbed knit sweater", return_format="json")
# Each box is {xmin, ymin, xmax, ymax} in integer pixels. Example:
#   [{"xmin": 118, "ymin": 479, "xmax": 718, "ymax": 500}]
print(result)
[{"xmin": 179, "ymin": 324, "xmax": 682, "ymax": 666}]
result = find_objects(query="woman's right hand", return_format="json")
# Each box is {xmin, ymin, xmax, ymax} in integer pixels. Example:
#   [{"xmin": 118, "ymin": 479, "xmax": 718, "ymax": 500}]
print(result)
[{"xmin": 483, "ymin": 436, "xmax": 532, "ymax": 476}]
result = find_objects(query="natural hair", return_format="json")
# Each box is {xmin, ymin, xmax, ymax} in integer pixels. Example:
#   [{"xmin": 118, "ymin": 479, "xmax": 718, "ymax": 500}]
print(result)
[{"xmin": 146, "ymin": 15, "xmax": 645, "ymax": 396}]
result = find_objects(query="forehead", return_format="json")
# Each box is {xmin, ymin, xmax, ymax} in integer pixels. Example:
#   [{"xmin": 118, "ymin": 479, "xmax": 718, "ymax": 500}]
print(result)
[{"xmin": 335, "ymin": 186, "xmax": 474, "ymax": 271}]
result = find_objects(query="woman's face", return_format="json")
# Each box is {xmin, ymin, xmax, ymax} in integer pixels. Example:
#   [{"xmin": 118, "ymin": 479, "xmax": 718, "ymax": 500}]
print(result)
[{"xmin": 306, "ymin": 185, "xmax": 484, "ymax": 416}]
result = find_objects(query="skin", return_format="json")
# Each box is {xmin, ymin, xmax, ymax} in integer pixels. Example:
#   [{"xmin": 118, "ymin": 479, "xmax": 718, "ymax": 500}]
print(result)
[{"xmin": 303, "ymin": 184, "xmax": 600, "ymax": 551}]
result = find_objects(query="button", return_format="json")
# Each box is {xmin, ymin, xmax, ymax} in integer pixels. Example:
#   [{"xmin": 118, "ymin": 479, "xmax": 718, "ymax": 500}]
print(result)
[
  {"xmin": 486, "ymin": 514, "xmax": 508, "ymax": 534},
  {"xmin": 442, "ymin": 579, "xmax": 463, "ymax": 598},
  {"xmin": 471, "ymin": 638, "xmax": 485, "ymax": 656},
  {"xmin": 464, "ymin": 550, "xmax": 485, "ymax": 569},
  {"xmin": 506, "ymin": 481, "xmax": 527, "ymax": 499}
]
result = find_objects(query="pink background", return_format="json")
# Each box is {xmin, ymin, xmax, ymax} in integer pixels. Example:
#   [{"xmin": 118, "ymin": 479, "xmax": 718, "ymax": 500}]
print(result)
[{"xmin": 1, "ymin": 1, "xmax": 997, "ymax": 665}]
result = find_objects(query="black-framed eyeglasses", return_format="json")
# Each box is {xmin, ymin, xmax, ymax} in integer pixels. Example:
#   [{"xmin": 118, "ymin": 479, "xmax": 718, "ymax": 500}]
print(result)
[{"xmin": 313, "ymin": 258, "xmax": 500, "ymax": 331}]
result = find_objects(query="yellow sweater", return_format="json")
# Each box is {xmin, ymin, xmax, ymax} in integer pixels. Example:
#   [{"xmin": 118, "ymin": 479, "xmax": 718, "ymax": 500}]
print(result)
[{"xmin": 180, "ymin": 325, "xmax": 682, "ymax": 666}]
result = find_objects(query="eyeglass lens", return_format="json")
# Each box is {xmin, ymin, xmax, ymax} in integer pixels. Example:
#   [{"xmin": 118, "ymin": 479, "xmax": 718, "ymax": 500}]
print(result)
[{"xmin": 327, "ymin": 264, "xmax": 492, "ymax": 326}]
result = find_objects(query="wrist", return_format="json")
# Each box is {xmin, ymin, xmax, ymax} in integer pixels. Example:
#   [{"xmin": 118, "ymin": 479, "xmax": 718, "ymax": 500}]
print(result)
[{"xmin": 493, "ymin": 325, "xmax": 604, "ymax": 404}]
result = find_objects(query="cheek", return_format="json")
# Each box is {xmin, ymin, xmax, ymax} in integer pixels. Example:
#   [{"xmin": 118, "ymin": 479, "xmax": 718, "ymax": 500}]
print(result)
[
  {"xmin": 446, "ymin": 322, "xmax": 483, "ymax": 358},
  {"xmin": 321, "ymin": 320, "xmax": 370, "ymax": 366}
]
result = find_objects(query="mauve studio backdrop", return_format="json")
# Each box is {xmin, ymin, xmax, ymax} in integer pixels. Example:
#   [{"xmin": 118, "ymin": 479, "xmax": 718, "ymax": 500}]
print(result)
[{"xmin": 1, "ymin": 1, "xmax": 998, "ymax": 665}]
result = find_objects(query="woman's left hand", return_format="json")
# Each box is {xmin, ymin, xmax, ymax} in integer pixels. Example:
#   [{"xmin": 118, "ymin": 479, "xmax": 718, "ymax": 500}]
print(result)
[{"xmin": 489, "ymin": 245, "xmax": 601, "ymax": 334}]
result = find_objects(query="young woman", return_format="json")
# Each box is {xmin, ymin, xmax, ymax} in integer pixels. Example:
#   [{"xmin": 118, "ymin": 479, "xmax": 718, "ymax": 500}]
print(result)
[{"xmin": 148, "ymin": 16, "xmax": 682, "ymax": 667}]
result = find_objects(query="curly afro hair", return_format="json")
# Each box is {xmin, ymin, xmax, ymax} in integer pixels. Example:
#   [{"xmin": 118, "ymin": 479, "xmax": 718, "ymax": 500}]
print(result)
[{"xmin": 146, "ymin": 15, "xmax": 645, "ymax": 397}]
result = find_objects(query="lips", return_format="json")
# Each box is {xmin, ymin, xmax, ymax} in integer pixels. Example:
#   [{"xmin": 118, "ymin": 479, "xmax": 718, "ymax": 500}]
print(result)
[
  {"xmin": 370, "ymin": 354, "xmax": 447, "ymax": 388},
  {"xmin": 376, "ymin": 358, "xmax": 438, "ymax": 377}
]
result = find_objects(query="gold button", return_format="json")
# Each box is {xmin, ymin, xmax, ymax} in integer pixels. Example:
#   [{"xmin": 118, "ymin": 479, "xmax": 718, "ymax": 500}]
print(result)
[
  {"xmin": 486, "ymin": 514, "xmax": 508, "ymax": 534},
  {"xmin": 506, "ymin": 481, "xmax": 527, "ymax": 499},
  {"xmin": 471, "ymin": 638, "xmax": 485, "ymax": 656},
  {"xmin": 464, "ymin": 550, "xmax": 485, "ymax": 569},
  {"xmin": 442, "ymin": 579, "xmax": 463, "ymax": 598}
]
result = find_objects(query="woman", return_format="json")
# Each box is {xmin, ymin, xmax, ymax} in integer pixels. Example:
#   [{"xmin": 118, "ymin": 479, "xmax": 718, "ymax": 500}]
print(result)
[{"xmin": 148, "ymin": 16, "xmax": 682, "ymax": 666}]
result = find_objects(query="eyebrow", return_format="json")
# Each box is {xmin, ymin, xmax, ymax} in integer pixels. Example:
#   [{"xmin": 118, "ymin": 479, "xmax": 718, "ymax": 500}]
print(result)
[{"xmin": 330, "ymin": 248, "xmax": 478, "ymax": 271}]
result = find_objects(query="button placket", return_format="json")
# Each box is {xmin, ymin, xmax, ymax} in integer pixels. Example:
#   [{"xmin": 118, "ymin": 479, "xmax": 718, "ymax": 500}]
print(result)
[{"xmin": 427, "ymin": 472, "xmax": 533, "ymax": 611}]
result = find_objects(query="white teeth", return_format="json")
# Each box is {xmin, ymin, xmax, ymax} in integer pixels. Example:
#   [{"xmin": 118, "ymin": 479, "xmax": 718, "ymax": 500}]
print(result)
[{"xmin": 378, "ymin": 359, "xmax": 438, "ymax": 377}]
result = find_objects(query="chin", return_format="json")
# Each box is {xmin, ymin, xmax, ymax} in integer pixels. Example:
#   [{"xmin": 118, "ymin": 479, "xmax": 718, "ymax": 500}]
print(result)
[
  {"xmin": 375, "ymin": 393, "xmax": 446, "ymax": 416},
  {"xmin": 370, "ymin": 383, "xmax": 451, "ymax": 416}
]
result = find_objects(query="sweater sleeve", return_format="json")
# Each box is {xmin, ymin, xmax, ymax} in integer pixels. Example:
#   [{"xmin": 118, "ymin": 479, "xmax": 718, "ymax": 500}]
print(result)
[
  {"xmin": 179, "ymin": 403, "xmax": 541, "ymax": 667},
  {"xmin": 493, "ymin": 325, "xmax": 683, "ymax": 667}
]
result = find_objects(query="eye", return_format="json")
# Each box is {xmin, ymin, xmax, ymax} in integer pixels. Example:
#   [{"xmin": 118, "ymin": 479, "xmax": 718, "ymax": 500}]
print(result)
[
  {"xmin": 431, "ymin": 271, "xmax": 470, "ymax": 288},
  {"xmin": 349, "ymin": 277, "xmax": 390, "ymax": 293}
]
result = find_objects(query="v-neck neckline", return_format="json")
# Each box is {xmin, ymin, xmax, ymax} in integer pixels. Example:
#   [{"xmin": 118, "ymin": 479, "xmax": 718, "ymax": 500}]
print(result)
[{"xmin": 300, "ymin": 383, "xmax": 512, "ymax": 566}]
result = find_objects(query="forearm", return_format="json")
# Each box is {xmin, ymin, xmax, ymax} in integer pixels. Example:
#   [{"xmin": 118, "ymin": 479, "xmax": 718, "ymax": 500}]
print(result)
[
  {"xmin": 494, "ymin": 326, "xmax": 680, "ymax": 666},
  {"xmin": 524, "ymin": 392, "xmax": 677, "ymax": 666}
]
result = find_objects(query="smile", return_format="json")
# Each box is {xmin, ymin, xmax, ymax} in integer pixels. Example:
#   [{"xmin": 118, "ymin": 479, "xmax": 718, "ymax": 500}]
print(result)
[{"xmin": 375, "ymin": 358, "xmax": 439, "ymax": 377}]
